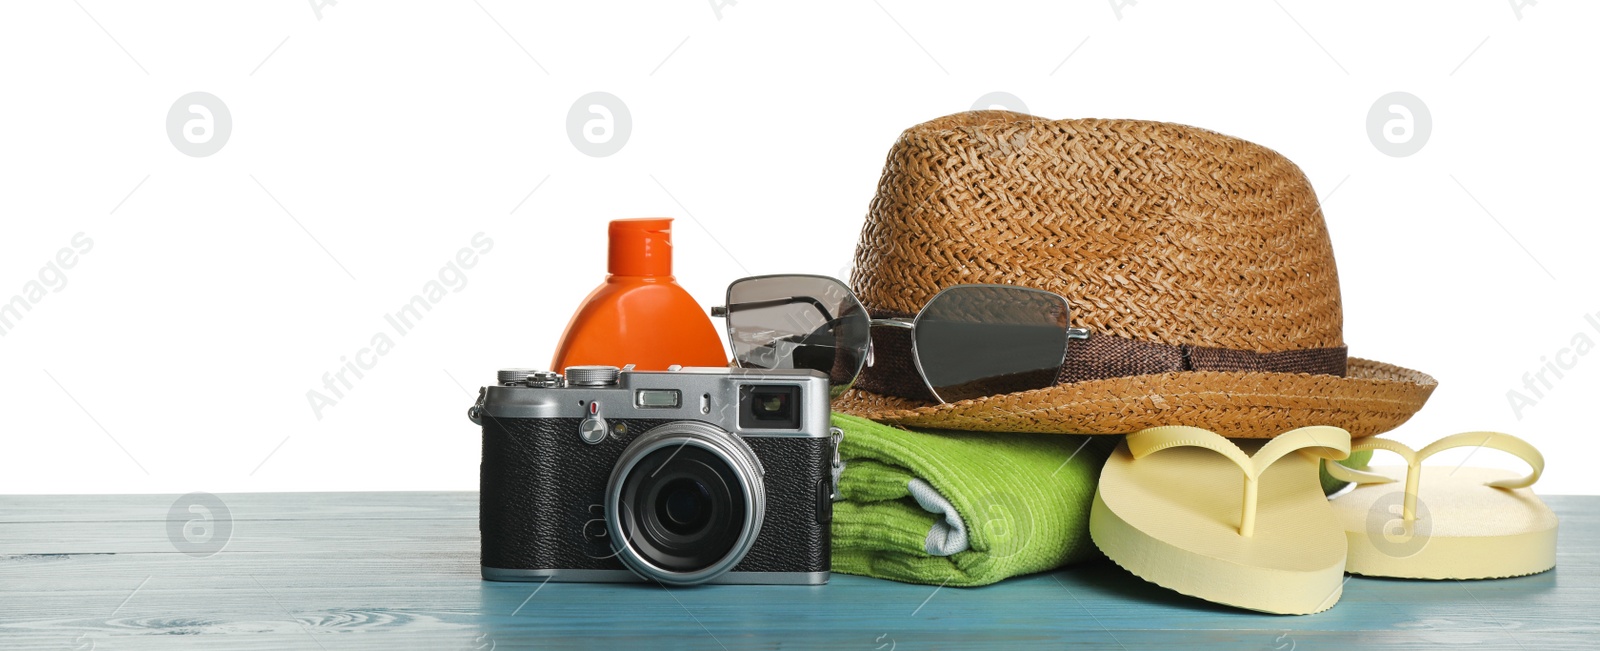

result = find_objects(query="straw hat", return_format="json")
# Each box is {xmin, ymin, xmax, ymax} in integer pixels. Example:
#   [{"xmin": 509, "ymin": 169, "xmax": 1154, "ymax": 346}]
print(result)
[{"xmin": 832, "ymin": 110, "xmax": 1436, "ymax": 438}]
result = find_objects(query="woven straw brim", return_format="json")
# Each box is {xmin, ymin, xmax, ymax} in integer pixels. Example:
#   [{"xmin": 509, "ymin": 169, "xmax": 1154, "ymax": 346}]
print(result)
[{"xmin": 831, "ymin": 358, "xmax": 1436, "ymax": 439}]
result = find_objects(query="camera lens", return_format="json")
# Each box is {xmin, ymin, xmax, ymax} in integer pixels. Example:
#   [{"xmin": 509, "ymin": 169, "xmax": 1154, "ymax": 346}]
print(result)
[
  {"xmin": 657, "ymin": 478, "xmax": 712, "ymax": 534},
  {"xmin": 606, "ymin": 422, "xmax": 766, "ymax": 585}
]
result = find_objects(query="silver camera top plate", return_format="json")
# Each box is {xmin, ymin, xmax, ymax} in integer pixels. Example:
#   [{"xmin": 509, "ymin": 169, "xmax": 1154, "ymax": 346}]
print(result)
[{"xmin": 477, "ymin": 366, "xmax": 830, "ymax": 439}]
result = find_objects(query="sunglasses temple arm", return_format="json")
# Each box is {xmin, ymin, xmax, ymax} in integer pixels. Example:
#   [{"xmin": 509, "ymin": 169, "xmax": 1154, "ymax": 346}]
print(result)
[
  {"xmin": 873, "ymin": 319, "xmax": 1086, "ymax": 337},
  {"xmin": 709, "ymin": 296, "xmax": 838, "ymax": 321}
]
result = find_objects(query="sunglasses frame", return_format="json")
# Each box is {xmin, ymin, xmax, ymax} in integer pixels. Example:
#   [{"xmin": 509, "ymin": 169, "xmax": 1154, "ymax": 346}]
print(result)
[{"xmin": 713, "ymin": 275, "xmax": 1088, "ymax": 403}]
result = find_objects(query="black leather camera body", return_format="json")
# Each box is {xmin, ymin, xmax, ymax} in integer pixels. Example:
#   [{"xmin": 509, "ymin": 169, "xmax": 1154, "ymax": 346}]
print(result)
[{"xmin": 470, "ymin": 365, "xmax": 837, "ymax": 585}]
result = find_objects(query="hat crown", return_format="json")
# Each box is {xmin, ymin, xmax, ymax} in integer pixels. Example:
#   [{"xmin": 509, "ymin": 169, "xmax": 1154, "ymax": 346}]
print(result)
[{"xmin": 850, "ymin": 111, "xmax": 1343, "ymax": 352}]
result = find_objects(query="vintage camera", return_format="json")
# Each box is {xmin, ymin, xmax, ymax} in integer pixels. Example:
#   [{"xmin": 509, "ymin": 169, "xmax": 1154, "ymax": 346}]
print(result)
[{"xmin": 469, "ymin": 365, "xmax": 838, "ymax": 585}]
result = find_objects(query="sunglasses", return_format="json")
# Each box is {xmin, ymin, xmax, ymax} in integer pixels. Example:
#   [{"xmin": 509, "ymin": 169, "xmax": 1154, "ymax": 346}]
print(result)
[{"xmin": 710, "ymin": 275, "xmax": 1089, "ymax": 402}]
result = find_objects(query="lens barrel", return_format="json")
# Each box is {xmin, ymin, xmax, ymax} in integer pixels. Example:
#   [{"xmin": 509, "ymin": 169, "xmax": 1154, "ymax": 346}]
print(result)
[{"xmin": 605, "ymin": 422, "xmax": 766, "ymax": 585}]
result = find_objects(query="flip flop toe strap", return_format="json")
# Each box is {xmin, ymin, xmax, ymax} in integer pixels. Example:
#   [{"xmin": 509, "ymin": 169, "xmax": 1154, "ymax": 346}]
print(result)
[
  {"xmin": 1127, "ymin": 425, "xmax": 1352, "ymax": 537},
  {"xmin": 1325, "ymin": 431, "xmax": 1545, "ymax": 523}
]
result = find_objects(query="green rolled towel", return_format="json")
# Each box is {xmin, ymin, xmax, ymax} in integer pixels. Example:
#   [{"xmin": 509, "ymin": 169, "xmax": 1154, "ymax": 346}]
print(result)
[
  {"xmin": 830, "ymin": 412, "xmax": 1112, "ymax": 587},
  {"xmin": 1321, "ymin": 449, "xmax": 1376, "ymax": 495}
]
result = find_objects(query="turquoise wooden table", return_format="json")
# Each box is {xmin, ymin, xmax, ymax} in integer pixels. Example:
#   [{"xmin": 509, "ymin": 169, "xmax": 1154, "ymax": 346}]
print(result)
[{"xmin": 2, "ymin": 493, "xmax": 1595, "ymax": 650}]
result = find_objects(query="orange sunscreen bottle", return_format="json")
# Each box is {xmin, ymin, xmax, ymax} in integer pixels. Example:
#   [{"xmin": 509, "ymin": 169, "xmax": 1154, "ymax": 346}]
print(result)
[{"xmin": 550, "ymin": 218, "xmax": 728, "ymax": 371}]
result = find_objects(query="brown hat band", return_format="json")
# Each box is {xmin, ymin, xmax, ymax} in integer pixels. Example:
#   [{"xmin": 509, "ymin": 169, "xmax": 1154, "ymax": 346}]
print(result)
[{"xmin": 855, "ymin": 309, "xmax": 1349, "ymax": 403}]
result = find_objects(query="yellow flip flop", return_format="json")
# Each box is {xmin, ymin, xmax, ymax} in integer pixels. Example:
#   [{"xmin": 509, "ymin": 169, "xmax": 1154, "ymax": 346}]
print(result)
[
  {"xmin": 1325, "ymin": 431, "xmax": 1557, "ymax": 580},
  {"xmin": 1090, "ymin": 425, "xmax": 1352, "ymax": 615}
]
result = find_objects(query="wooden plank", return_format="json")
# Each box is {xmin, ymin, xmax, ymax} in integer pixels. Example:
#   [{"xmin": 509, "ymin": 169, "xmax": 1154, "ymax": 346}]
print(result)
[
  {"xmin": 0, "ymin": 520, "xmax": 478, "ymax": 555},
  {"xmin": 0, "ymin": 493, "xmax": 1595, "ymax": 650},
  {"xmin": 0, "ymin": 491, "xmax": 475, "ymax": 523}
]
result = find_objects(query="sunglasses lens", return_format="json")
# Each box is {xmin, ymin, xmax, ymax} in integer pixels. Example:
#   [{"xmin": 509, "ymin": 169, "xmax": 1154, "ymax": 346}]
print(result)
[
  {"xmin": 724, "ymin": 277, "xmax": 869, "ymax": 393},
  {"xmin": 913, "ymin": 286, "xmax": 1069, "ymax": 403}
]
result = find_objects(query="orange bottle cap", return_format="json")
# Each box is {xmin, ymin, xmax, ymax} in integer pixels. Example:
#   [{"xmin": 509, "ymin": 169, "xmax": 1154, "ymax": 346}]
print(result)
[{"xmin": 608, "ymin": 218, "xmax": 673, "ymax": 276}]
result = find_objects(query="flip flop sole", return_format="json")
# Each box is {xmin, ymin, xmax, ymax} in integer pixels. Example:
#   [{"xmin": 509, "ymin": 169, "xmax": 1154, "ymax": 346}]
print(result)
[
  {"xmin": 1333, "ymin": 466, "xmax": 1557, "ymax": 580},
  {"xmin": 1090, "ymin": 441, "xmax": 1347, "ymax": 615}
]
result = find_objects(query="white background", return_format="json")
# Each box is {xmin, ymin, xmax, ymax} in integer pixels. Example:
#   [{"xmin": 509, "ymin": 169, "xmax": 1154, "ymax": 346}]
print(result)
[{"xmin": 2, "ymin": 1, "xmax": 1596, "ymax": 495}]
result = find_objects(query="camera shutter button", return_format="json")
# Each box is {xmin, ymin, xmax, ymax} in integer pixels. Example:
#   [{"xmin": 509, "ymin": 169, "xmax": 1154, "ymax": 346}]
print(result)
[{"xmin": 579, "ymin": 401, "xmax": 608, "ymax": 444}]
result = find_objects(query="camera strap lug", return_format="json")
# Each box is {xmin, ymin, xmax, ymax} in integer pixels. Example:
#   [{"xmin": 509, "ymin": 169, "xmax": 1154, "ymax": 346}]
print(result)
[
  {"xmin": 467, "ymin": 386, "xmax": 486, "ymax": 426},
  {"xmin": 829, "ymin": 426, "xmax": 845, "ymax": 501}
]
